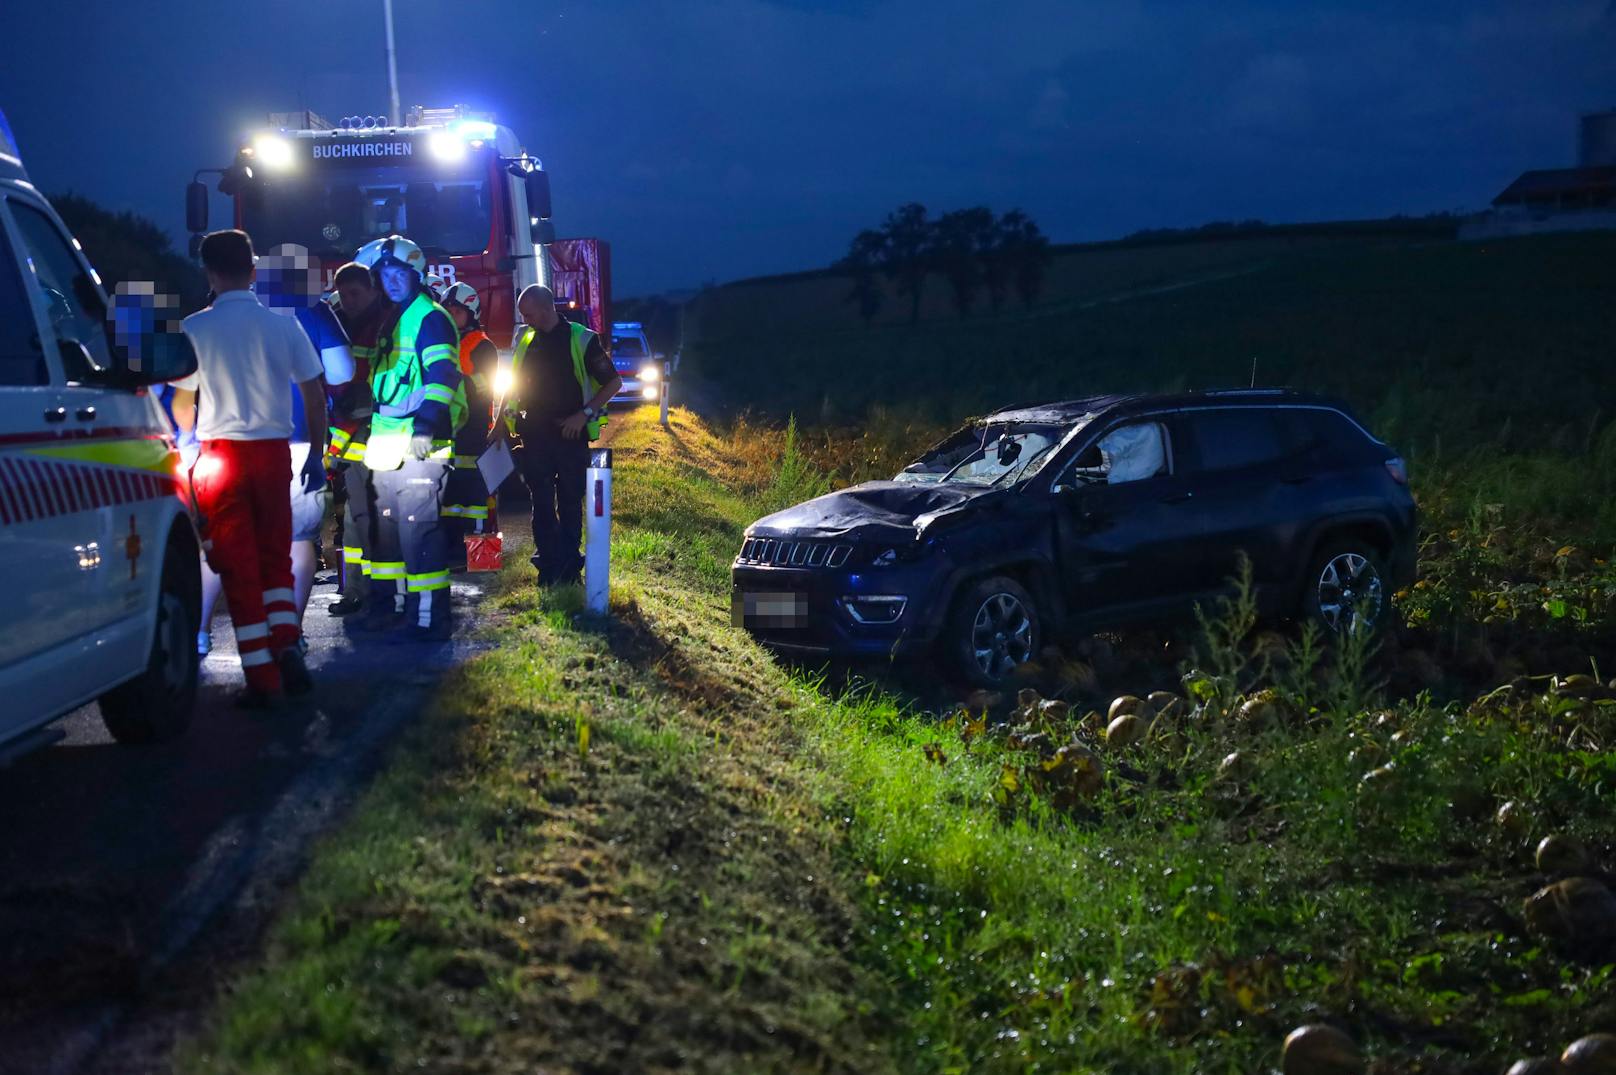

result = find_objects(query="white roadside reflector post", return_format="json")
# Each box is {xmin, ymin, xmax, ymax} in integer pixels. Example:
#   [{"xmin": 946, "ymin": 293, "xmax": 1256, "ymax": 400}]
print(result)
[
  {"xmin": 585, "ymin": 447, "xmax": 612, "ymax": 614},
  {"xmin": 659, "ymin": 358, "xmax": 671, "ymax": 428}
]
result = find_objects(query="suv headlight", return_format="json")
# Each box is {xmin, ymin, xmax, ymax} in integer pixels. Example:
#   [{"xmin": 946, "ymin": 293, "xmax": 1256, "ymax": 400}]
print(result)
[
  {"xmin": 871, "ymin": 541, "xmax": 931, "ymax": 567},
  {"xmin": 640, "ymin": 365, "xmax": 660, "ymax": 382}
]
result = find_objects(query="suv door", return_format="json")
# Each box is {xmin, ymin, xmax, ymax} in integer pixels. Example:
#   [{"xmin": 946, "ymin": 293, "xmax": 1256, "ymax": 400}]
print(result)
[
  {"xmin": 1050, "ymin": 418, "xmax": 1203, "ymax": 623},
  {"xmin": 1173, "ymin": 406, "xmax": 1310, "ymax": 605},
  {"xmin": 0, "ymin": 195, "xmax": 98, "ymax": 734},
  {"xmin": 5, "ymin": 197, "xmax": 170, "ymax": 677}
]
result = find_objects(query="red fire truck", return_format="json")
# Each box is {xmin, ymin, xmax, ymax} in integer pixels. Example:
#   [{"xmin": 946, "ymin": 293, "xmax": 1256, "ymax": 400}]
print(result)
[{"xmin": 188, "ymin": 105, "xmax": 610, "ymax": 342}]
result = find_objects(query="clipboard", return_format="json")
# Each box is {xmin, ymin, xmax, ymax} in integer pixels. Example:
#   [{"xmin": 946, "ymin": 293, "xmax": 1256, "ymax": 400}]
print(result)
[{"xmin": 477, "ymin": 437, "xmax": 516, "ymax": 493}]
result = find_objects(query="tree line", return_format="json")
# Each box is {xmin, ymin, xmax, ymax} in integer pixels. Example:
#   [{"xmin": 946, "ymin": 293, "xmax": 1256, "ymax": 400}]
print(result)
[{"xmin": 836, "ymin": 204, "xmax": 1052, "ymax": 324}]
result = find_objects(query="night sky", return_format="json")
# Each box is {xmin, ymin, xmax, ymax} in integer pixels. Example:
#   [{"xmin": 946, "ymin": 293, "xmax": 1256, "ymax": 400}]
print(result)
[{"xmin": 3, "ymin": 1, "xmax": 1614, "ymax": 295}]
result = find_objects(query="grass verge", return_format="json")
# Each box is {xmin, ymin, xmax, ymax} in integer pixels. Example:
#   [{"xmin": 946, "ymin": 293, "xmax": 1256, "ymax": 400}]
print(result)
[{"xmin": 184, "ymin": 406, "xmax": 1616, "ymax": 1074}]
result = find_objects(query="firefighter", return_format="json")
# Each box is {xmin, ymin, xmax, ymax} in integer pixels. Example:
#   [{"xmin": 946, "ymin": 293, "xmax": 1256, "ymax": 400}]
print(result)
[
  {"xmin": 326, "ymin": 262, "xmax": 386, "ymax": 615},
  {"xmin": 504, "ymin": 285, "xmax": 622, "ymax": 586},
  {"xmin": 440, "ymin": 281, "xmax": 499, "ymax": 561},
  {"xmin": 352, "ymin": 235, "xmax": 466, "ymax": 640}
]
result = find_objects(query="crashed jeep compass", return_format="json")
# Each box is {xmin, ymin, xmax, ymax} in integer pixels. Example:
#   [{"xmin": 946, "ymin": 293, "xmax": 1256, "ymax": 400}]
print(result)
[{"xmin": 731, "ymin": 390, "xmax": 1417, "ymax": 686}]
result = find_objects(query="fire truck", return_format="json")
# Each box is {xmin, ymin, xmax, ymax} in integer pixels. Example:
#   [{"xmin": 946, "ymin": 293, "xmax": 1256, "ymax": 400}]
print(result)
[{"xmin": 187, "ymin": 106, "xmax": 610, "ymax": 343}]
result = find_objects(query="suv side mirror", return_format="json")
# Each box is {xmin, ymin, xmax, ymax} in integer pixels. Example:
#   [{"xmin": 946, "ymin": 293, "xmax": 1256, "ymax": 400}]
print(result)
[
  {"xmin": 185, "ymin": 181, "xmax": 209, "ymax": 233},
  {"xmin": 524, "ymin": 170, "xmax": 552, "ymax": 221}
]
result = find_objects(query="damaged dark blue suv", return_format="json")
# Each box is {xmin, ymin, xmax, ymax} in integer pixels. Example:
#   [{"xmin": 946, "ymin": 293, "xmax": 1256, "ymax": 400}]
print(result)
[{"xmin": 731, "ymin": 390, "xmax": 1416, "ymax": 686}]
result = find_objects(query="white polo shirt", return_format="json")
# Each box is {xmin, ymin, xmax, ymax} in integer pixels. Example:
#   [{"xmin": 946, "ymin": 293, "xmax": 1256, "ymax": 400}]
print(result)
[{"xmin": 177, "ymin": 290, "xmax": 325, "ymax": 441}]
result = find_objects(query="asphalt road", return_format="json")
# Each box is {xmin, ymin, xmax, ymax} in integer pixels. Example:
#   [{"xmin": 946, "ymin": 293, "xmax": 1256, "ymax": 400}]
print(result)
[{"xmin": 0, "ymin": 551, "xmax": 515, "ymax": 1074}]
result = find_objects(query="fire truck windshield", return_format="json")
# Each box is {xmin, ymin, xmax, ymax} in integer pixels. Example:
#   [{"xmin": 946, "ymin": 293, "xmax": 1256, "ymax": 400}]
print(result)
[{"xmin": 240, "ymin": 161, "xmax": 494, "ymax": 258}]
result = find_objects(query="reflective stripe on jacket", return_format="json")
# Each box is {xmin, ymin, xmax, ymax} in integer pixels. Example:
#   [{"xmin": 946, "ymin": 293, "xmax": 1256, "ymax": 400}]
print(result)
[{"xmin": 506, "ymin": 321, "xmax": 605, "ymax": 440}]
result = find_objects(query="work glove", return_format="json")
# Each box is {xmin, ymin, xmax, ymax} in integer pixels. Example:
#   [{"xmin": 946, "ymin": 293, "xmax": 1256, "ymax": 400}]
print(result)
[
  {"xmin": 300, "ymin": 448, "xmax": 326, "ymax": 493},
  {"xmin": 408, "ymin": 433, "xmax": 435, "ymax": 462}
]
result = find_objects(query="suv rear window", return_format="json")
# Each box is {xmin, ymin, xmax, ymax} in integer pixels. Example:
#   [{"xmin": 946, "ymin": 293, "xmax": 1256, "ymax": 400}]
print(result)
[{"xmin": 1182, "ymin": 409, "xmax": 1289, "ymax": 471}]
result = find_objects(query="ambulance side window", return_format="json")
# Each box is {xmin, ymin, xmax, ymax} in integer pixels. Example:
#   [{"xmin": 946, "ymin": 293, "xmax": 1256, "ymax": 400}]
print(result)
[
  {"xmin": 0, "ymin": 216, "xmax": 47, "ymax": 385},
  {"xmin": 8, "ymin": 201, "xmax": 112, "ymax": 385}
]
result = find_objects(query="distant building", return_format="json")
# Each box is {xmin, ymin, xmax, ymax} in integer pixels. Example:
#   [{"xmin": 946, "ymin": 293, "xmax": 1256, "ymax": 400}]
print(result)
[{"xmin": 1461, "ymin": 110, "xmax": 1616, "ymax": 240}]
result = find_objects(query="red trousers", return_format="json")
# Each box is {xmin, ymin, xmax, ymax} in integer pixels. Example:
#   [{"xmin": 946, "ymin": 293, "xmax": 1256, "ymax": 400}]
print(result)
[{"xmin": 192, "ymin": 438, "xmax": 300, "ymax": 693}]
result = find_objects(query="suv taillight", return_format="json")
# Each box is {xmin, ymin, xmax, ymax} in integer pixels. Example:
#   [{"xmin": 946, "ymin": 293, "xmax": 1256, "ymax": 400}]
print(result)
[{"xmin": 1385, "ymin": 457, "xmax": 1408, "ymax": 485}]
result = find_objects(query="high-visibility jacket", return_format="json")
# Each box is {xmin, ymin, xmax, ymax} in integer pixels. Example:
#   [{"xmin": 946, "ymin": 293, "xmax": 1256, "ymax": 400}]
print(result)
[
  {"xmin": 368, "ymin": 292, "xmax": 466, "ymax": 471},
  {"xmin": 331, "ymin": 302, "xmax": 387, "ymax": 462},
  {"xmin": 506, "ymin": 321, "xmax": 606, "ymax": 440}
]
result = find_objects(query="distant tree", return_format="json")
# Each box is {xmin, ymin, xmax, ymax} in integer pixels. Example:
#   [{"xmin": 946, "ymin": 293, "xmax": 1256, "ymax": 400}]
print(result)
[
  {"xmin": 837, "ymin": 228, "xmax": 888, "ymax": 326},
  {"xmin": 49, "ymin": 192, "xmax": 207, "ymax": 312},
  {"xmin": 878, "ymin": 202, "xmax": 932, "ymax": 324},
  {"xmin": 932, "ymin": 207, "xmax": 994, "ymax": 319},
  {"xmin": 997, "ymin": 210, "xmax": 1051, "ymax": 308}
]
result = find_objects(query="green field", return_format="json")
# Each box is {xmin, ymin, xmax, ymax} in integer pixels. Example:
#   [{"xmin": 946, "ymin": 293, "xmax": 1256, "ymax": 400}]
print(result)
[{"xmin": 686, "ymin": 230, "xmax": 1616, "ymax": 468}]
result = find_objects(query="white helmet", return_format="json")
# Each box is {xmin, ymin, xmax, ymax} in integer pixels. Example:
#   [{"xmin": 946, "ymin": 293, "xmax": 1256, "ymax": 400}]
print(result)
[
  {"xmin": 441, "ymin": 281, "xmax": 481, "ymax": 321},
  {"xmin": 424, "ymin": 273, "xmax": 446, "ymax": 297},
  {"xmin": 353, "ymin": 235, "xmax": 427, "ymax": 281}
]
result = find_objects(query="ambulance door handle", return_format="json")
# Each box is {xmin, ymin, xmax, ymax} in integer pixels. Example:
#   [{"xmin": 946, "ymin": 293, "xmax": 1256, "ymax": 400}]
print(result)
[
  {"xmin": 43, "ymin": 407, "xmax": 66, "ymax": 423},
  {"xmin": 75, "ymin": 406, "xmax": 97, "ymax": 422}
]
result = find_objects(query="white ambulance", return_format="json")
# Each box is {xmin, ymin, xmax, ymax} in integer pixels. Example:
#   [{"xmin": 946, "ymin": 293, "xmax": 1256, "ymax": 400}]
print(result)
[{"xmin": 0, "ymin": 107, "xmax": 201, "ymax": 760}]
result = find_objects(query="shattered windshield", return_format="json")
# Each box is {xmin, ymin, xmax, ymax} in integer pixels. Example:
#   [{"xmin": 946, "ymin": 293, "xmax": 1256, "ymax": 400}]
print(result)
[{"xmin": 895, "ymin": 420, "xmax": 1074, "ymax": 487}]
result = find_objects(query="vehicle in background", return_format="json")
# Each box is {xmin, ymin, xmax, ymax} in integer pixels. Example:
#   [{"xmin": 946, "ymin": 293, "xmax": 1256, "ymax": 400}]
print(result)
[
  {"xmin": 0, "ymin": 106, "xmax": 203, "ymax": 758},
  {"xmin": 732, "ymin": 389, "xmax": 1416, "ymax": 686},
  {"xmin": 608, "ymin": 321, "xmax": 664, "ymax": 404},
  {"xmin": 188, "ymin": 105, "xmax": 556, "ymax": 347}
]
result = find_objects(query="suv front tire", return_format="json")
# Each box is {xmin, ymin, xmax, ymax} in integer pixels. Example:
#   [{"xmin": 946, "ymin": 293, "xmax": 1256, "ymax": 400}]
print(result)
[{"xmin": 947, "ymin": 575, "xmax": 1040, "ymax": 687}]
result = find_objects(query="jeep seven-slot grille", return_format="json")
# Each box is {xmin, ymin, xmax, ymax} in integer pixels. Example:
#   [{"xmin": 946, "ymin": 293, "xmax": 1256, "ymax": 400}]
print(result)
[{"xmin": 738, "ymin": 537, "xmax": 852, "ymax": 568}]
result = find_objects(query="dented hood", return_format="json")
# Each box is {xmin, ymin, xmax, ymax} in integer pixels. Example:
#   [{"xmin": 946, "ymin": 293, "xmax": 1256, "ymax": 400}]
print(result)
[{"xmin": 749, "ymin": 481, "xmax": 998, "ymax": 541}]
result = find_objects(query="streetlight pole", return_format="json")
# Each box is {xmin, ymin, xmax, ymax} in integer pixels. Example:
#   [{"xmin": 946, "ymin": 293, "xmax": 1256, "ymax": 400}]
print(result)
[{"xmin": 383, "ymin": 0, "xmax": 402, "ymax": 127}]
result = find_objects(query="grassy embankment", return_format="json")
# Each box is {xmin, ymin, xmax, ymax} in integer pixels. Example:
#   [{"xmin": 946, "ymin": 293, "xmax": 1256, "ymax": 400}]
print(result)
[{"xmin": 181, "ymin": 405, "xmax": 1616, "ymax": 1073}]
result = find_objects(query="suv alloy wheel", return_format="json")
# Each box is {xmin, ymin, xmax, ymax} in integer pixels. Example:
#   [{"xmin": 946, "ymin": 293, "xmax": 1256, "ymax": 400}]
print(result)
[
  {"xmin": 948, "ymin": 575, "xmax": 1040, "ymax": 687},
  {"xmin": 1301, "ymin": 540, "xmax": 1388, "ymax": 638}
]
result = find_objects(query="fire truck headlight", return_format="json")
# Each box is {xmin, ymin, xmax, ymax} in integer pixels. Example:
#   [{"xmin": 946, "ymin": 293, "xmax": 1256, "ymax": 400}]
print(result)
[
  {"xmin": 428, "ymin": 130, "xmax": 466, "ymax": 162},
  {"xmin": 252, "ymin": 134, "xmax": 294, "ymax": 170},
  {"xmin": 491, "ymin": 366, "xmax": 515, "ymax": 398}
]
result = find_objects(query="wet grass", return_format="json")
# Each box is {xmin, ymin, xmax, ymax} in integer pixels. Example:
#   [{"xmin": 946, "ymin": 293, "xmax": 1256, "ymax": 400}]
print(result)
[{"xmin": 181, "ymin": 407, "xmax": 1616, "ymax": 1073}]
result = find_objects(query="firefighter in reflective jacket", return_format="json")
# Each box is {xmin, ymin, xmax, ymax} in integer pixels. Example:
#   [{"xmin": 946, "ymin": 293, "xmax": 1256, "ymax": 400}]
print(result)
[
  {"xmin": 440, "ymin": 282, "xmax": 500, "ymax": 559},
  {"xmin": 352, "ymin": 235, "xmax": 466, "ymax": 638},
  {"xmin": 503, "ymin": 285, "xmax": 622, "ymax": 585}
]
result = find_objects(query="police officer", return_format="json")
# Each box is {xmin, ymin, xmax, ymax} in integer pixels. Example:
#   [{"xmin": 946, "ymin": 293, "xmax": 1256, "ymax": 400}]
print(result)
[
  {"xmin": 504, "ymin": 285, "xmax": 622, "ymax": 585},
  {"xmin": 352, "ymin": 236, "xmax": 465, "ymax": 639},
  {"xmin": 440, "ymin": 282, "xmax": 499, "ymax": 557}
]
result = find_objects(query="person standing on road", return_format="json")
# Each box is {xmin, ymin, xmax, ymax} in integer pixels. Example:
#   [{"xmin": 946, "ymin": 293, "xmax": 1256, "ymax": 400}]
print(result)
[
  {"xmin": 503, "ymin": 285, "xmax": 622, "ymax": 586},
  {"xmin": 353, "ymin": 236, "xmax": 465, "ymax": 640},
  {"xmin": 441, "ymin": 281, "xmax": 500, "ymax": 562},
  {"xmin": 257, "ymin": 245, "xmax": 356, "ymax": 625},
  {"xmin": 172, "ymin": 230, "xmax": 327, "ymax": 707},
  {"xmin": 326, "ymin": 262, "xmax": 386, "ymax": 615}
]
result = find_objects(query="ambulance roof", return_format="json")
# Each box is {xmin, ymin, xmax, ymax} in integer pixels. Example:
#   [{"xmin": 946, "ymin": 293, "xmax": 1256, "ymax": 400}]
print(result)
[{"xmin": 0, "ymin": 107, "xmax": 30, "ymax": 184}]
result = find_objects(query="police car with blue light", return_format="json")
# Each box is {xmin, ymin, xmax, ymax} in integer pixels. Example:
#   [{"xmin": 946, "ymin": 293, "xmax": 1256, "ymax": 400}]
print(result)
[{"xmin": 0, "ymin": 107, "xmax": 202, "ymax": 761}]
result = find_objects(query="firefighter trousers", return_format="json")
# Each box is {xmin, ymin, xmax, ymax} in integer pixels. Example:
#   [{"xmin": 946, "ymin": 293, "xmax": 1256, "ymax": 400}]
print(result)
[
  {"xmin": 370, "ymin": 458, "xmax": 452, "ymax": 627},
  {"xmin": 444, "ymin": 422, "xmax": 491, "ymax": 541},
  {"xmin": 338, "ymin": 460, "xmax": 376, "ymax": 592},
  {"xmin": 191, "ymin": 438, "xmax": 299, "ymax": 693}
]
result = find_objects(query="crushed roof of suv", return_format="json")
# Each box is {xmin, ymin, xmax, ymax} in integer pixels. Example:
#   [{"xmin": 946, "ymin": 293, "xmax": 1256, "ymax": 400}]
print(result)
[{"xmin": 986, "ymin": 388, "xmax": 1349, "ymax": 425}]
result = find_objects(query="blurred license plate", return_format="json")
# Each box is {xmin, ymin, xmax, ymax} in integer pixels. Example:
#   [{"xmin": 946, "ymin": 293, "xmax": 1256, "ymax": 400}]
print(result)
[{"xmin": 734, "ymin": 591, "xmax": 808, "ymax": 629}]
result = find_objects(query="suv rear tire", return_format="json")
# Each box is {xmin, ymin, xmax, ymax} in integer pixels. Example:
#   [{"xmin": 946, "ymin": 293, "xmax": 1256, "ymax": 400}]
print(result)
[
  {"xmin": 99, "ymin": 532, "xmax": 200, "ymax": 744},
  {"xmin": 1299, "ymin": 539, "xmax": 1389, "ymax": 638},
  {"xmin": 947, "ymin": 575, "xmax": 1040, "ymax": 688}
]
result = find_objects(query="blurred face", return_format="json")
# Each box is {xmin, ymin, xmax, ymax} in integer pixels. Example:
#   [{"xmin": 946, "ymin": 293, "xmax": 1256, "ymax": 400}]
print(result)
[
  {"xmin": 256, "ymin": 245, "xmax": 322, "ymax": 309},
  {"xmin": 335, "ymin": 279, "xmax": 378, "ymax": 317},
  {"xmin": 379, "ymin": 263, "xmax": 419, "ymax": 304}
]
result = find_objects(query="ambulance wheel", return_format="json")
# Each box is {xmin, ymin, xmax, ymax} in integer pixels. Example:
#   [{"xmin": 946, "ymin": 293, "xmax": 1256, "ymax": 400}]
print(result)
[{"xmin": 99, "ymin": 529, "xmax": 200, "ymax": 744}]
